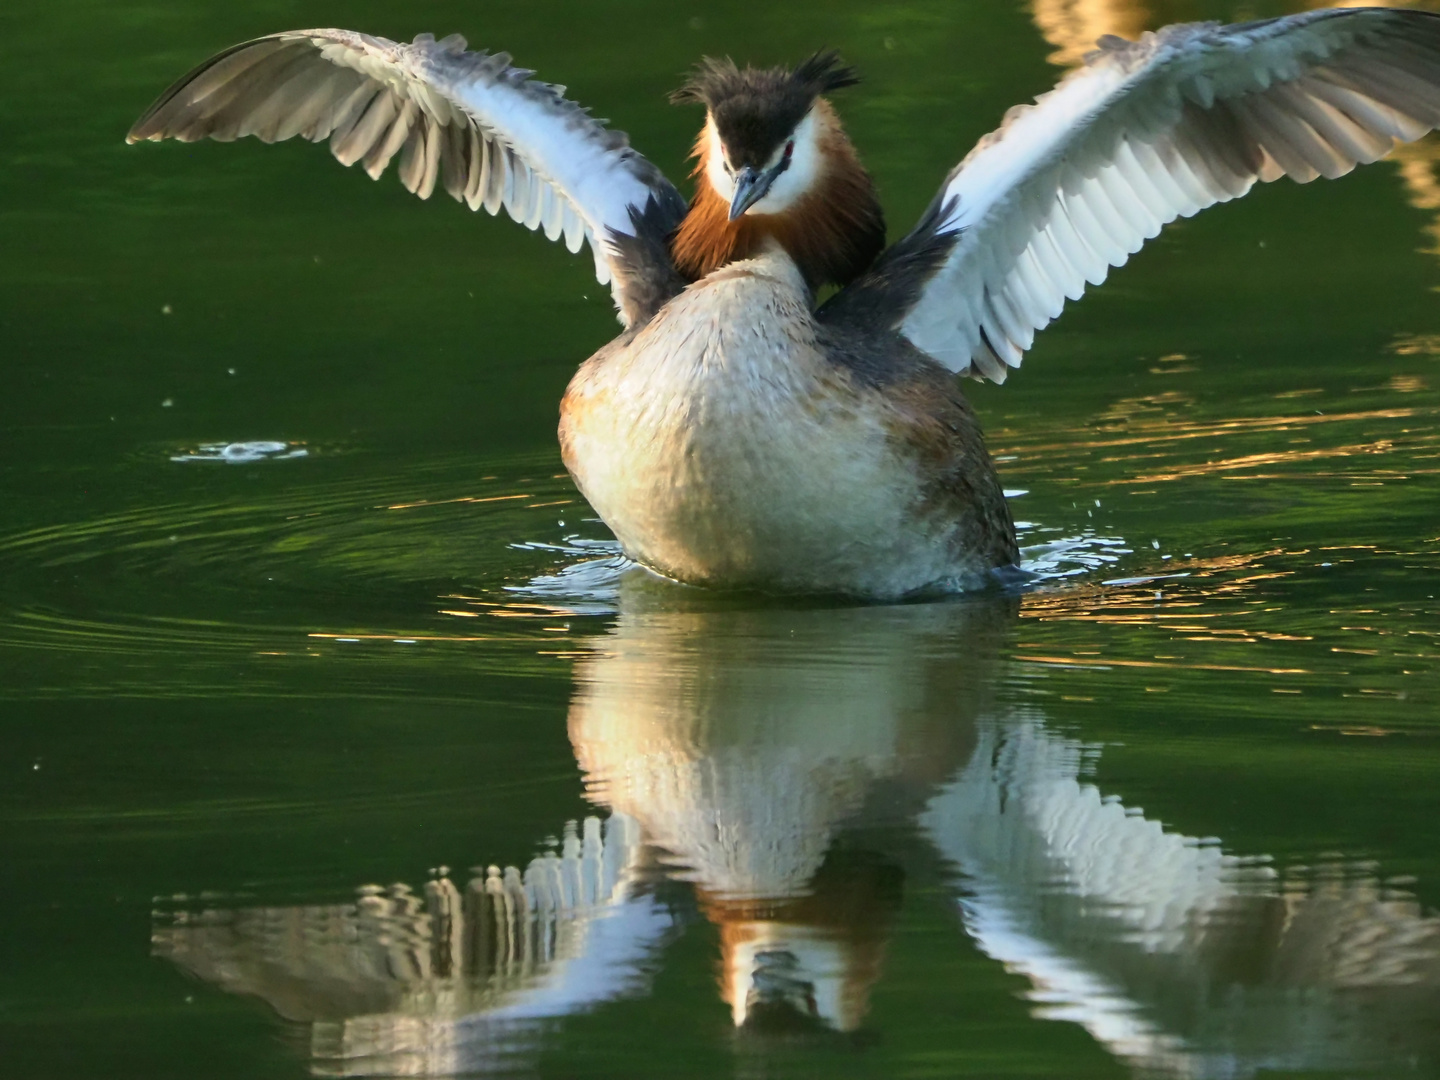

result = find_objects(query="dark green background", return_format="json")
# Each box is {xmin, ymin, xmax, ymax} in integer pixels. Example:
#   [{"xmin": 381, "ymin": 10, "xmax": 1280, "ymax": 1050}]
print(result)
[{"xmin": 3, "ymin": 0, "xmax": 1439, "ymax": 1076}]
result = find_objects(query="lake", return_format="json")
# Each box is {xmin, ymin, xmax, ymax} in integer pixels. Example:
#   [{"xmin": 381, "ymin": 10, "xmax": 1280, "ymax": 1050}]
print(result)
[{"xmin": 3, "ymin": 0, "xmax": 1439, "ymax": 1076}]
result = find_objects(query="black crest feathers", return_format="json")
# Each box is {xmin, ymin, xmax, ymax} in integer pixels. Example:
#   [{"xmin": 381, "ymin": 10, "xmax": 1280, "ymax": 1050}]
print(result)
[
  {"xmin": 670, "ymin": 50, "xmax": 860, "ymax": 168},
  {"xmin": 791, "ymin": 50, "xmax": 862, "ymax": 96},
  {"xmin": 670, "ymin": 50, "xmax": 860, "ymax": 107}
]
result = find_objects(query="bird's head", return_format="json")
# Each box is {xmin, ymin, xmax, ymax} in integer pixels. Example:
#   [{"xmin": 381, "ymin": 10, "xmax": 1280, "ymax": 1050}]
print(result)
[
  {"xmin": 672, "ymin": 51, "xmax": 860, "ymax": 220},
  {"xmin": 670, "ymin": 52, "xmax": 884, "ymax": 288}
]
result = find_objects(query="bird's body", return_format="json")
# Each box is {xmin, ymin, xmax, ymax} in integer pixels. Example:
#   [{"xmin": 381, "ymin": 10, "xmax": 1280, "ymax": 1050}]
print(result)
[
  {"xmin": 128, "ymin": 10, "xmax": 1440, "ymax": 597},
  {"xmin": 561, "ymin": 244, "xmax": 1014, "ymax": 595}
]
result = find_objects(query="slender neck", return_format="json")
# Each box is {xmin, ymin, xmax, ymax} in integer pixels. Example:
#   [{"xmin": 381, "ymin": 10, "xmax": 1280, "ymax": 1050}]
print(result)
[{"xmin": 670, "ymin": 101, "xmax": 886, "ymax": 292}]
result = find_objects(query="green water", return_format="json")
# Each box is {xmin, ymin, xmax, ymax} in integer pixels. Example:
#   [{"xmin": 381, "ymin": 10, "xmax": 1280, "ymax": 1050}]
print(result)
[{"xmin": 5, "ymin": 0, "xmax": 1440, "ymax": 1076}]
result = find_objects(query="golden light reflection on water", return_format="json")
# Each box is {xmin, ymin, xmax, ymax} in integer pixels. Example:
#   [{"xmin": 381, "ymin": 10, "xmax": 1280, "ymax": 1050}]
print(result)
[
  {"xmin": 1000, "ymin": 407, "xmax": 1423, "ymax": 458},
  {"xmin": 1004, "ymin": 537, "xmax": 1440, "ymax": 713},
  {"xmin": 1393, "ymin": 332, "xmax": 1440, "ymax": 355},
  {"xmin": 383, "ymin": 493, "xmax": 530, "ymax": 510},
  {"xmin": 1029, "ymin": 0, "xmax": 1154, "ymax": 66},
  {"xmin": 990, "ymin": 401, "xmax": 1440, "ymax": 496}
]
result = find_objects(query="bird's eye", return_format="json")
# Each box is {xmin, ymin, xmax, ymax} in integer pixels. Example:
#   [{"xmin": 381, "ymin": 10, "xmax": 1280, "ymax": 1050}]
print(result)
[{"xmin": 784, "ymin": 141, "xmax": 794, "ymax": 160}]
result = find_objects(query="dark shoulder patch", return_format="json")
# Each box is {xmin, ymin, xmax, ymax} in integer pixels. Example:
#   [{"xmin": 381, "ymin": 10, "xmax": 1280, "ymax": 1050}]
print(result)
[
  {"xmin": 816, "ymin": 318, "xmax": 936, "ymax": 391},
  {"xmin": 816, "ymin": 194, "xmax": 959, "ymax": 331},
  {"xmin": 606, "ymin": 190, "xmax": 689, "ymax": 327}
]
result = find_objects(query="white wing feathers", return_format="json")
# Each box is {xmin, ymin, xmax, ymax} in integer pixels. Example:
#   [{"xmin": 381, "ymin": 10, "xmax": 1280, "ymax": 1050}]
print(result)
[
  {"xmin": 128, "ymin": 30, "xmax": 685, "ymax": 325},
  {"xmin": 899, "ymin": 8, "xmax": 1440, "ymax": 381}
]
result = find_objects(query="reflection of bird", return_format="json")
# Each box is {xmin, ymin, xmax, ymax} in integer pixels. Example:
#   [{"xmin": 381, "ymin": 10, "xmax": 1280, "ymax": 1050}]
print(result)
[
  {"xmin": 130, "ymin": 10, "xmax": 1440, "ymax": 595},
  {"xmin": 153, "ymin": 596, "xmax": 1015, "ymax": 1056},
  {"xmin": 567, "ymin": 594, "xmax": 1014, "ymax": 1031},
  {"xmin": 152, "ymin": 593, "xmax": 1440, "ymax": 1074}
]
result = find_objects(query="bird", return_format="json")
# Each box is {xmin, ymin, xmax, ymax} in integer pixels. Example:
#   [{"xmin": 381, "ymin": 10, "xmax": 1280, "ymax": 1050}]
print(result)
[{"xmin": 128, "ymin": 9, "xmax": 1440, "ymax": 599}]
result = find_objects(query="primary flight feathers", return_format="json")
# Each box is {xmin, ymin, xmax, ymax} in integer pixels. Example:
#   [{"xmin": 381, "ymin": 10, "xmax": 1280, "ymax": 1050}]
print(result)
[
  {"xmin": 891, "ymin": 8, "xmax": 1440, "ymax": 380},
  {"xmin": 129, "ymin": 9, "xmax": 1440, "ymax": 378},
  {"xmin": 127, "ymin": 30, "xmax": 687, "ymax": 326}
]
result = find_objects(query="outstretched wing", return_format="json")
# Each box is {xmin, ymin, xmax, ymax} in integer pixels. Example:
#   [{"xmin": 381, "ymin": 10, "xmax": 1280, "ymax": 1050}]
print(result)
[
  {"xmin": 823, "ymin": 8, "xmax": 1440, "ymax": 381},
  {"xmin": 128, "ymin": 30, "xmax": 688, "ymax": 326}
]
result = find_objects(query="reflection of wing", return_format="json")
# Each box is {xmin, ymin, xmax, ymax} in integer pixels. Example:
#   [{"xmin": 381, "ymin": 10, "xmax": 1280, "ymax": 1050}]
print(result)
[
  {"xmin": 827, "ymin": 9, "xmax": 1440, "ymax": 380},
  {"xmin": 153, "ymin": 815, "xmax": 672, "ymax": 1077},
  {"xmin": 128, "ymin": 31, "xmax": 687, "ymax": 325},
  {"xmin": 922, "ymin": 716, "xmax": 1440, "ymax": 1077}
]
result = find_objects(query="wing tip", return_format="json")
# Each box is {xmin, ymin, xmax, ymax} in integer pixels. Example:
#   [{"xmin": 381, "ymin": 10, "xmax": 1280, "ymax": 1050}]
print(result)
[{"xmin": 127, "ymin": 112, "xmax": 159, "ymax": 143}]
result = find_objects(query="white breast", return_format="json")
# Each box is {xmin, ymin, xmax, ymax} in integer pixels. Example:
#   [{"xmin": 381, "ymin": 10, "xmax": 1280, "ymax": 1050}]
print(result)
[{"xmin": 561, "ymin": 249, "xmax": 967, "ymax": 596}]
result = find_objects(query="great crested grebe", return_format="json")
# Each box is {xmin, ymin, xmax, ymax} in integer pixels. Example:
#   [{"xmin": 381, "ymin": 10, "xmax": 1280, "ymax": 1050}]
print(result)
[{"xmin": 130, "ymin": 9, "xmax": 1440, "ymax": 597}]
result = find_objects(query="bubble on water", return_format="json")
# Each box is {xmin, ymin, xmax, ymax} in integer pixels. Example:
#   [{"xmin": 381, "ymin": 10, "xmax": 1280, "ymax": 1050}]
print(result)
[{"xmin": 170, "ymin": 441, "xmax": 309, "ymax": 464}]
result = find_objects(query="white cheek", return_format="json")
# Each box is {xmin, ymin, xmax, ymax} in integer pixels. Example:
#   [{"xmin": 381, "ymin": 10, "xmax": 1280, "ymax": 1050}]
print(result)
[
  {"xmin": 705, "ymin": 123, "xmax": 735, "ymax": 202},
  {"xmin": 748, "ymin": 111, "xmax": 821, "ymax": 216}
]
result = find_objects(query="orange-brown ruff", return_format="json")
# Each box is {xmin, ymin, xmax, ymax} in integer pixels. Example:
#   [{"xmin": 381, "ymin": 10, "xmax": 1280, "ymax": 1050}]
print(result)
[{"xmin": 672, "ymin": 102, "xmax": 885, "ymax": 289}]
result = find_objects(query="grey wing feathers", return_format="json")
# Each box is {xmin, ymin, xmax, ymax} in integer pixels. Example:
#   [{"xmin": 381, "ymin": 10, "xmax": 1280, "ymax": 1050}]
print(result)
[
  {"xmin": 838, "ymin": 7, "xmax": 1440, "ymax": 381},
  {"xmin": 128, "ymin": 30, "xmax": 687, "ymax": 326}
]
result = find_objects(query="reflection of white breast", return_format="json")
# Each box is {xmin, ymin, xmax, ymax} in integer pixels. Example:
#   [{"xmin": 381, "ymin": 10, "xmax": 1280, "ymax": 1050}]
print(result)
[
  {"xmin": 567, "ymin": 599, "xmax": 1009, "ymax": 899},
  {"xmin": 569, "ymin": 610, "xmax": 919, "ymax": 898},
  {"xmin": 567, "ymin": 598, "xmax": 1009, "ymax": 1033}
]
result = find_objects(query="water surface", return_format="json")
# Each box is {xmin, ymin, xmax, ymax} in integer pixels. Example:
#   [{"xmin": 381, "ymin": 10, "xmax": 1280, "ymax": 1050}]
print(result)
[{"xmin": 4, "ymin": 0, "xmax": 1440, "ymax": 1077}]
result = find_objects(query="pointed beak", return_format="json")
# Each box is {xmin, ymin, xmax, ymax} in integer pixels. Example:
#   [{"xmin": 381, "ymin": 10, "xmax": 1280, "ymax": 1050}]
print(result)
[{"xmin": 728, "ymin": 165, "xmax": 776, "ymax": 220}]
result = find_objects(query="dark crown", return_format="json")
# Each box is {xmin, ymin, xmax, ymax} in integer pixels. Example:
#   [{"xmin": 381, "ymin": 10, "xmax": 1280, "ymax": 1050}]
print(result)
[{"xmin": 671, "ymin": 51, "xmax": 860, "ymax": 168}]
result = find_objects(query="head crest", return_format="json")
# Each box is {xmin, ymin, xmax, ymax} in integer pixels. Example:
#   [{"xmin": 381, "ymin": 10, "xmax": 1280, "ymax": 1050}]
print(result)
[
  {"xmin": 791, "ymin": 49, "xmax": 862, "ymax": 96},
  {"xmin": 670, "ymin": 50, "xmax": 860, "ymax": 109}
]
